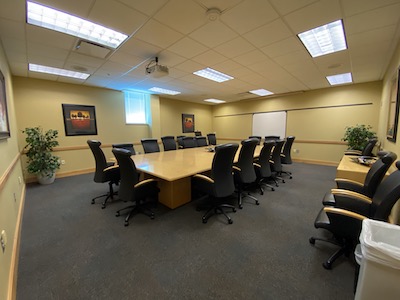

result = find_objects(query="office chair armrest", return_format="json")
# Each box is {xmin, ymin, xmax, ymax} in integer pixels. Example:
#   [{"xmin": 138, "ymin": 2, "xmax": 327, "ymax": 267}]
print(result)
[
  {"xmin": 232, "ymin": 166, "xmax": 241, "ymax": 172},
  {"xmin": 254, "ymin": 163, "xmax": 261, "ymax": 169},
  {"xmin": 335, "ymin": 178, "xmax": 364, "ymax": 191},
  {"xmin": 192, "ymin": 174, "xmax": 214, "ymax": 183},
  {"xmin": 324, "ymin": 206, "xmax": 367, "ymax": 221},
  {"xmin": 134, "ymin": 178, "xmax": 158, "ymax": 188},
  {"xmin": 331, "ymin": 189, "xmax": 372, "ymax": 216},
  {"xmin": 104, "ymin": 165, "xmax": 119, "ymax": 172},
  {"xmin": 344, "ymin": 150, "xmax": 362, "ymax": 156}
]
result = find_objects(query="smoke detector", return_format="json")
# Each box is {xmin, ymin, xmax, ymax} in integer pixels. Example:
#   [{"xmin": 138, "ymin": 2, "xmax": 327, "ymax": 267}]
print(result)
[
  {"xmin": 206, "ymin": 8, "xmax": 221, "ymax": 21},
  {"xmin": 145, "ymin": 57, "xmax": 169, "ymax": 78}
]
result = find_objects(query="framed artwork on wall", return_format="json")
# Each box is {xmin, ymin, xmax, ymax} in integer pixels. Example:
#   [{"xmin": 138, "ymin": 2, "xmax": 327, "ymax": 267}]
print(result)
[
  {"xmin": 0, "ymin": 69, "xmax": 10, "ymax": 139},
  {"xmin": 182, "ymin": 113, "xmax": 195, "ymax": 133},
  {"xmin": 62, "ymin": 104, "xmax": 98, "ymax": 136},
  {"xmin": 386, "ymin": 67, "xmax": 400, "ymax": 142}
]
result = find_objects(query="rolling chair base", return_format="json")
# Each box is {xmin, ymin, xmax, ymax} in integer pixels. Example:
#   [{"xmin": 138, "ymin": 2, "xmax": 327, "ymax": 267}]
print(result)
[
  {"xmin": 202, "ymin": 204, "xmax": 236, "ymax": 224},
  {"xmin": 116, "ymin": 203, "xmax": 155, "ymax": 226},
  {"xmin": 238, "ymin": 192, "xmax": 259, "ymax": 209}
]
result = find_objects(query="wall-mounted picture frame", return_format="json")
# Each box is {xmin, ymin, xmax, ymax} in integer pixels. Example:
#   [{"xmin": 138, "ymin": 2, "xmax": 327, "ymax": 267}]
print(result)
[
  {"xmin": 62, "ymin": 104, "xmax": 97, "ymax": 136},
  {"xmin": 386, "ymin": 67, "xmax": 400, "ymax": 142},
  {"xmin": 0, "ymin": 69, "xmax": 11, "ymax": 139},
  {"xmin": 182, "ymin": 113, "xmax": 195, "ymax": 133}
]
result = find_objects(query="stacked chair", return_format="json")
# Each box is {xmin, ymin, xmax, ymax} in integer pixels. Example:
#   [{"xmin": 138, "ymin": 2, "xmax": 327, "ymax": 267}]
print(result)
[{"xmin": 310, "ymin": 151, "xmax": 397, "ymax": 269}]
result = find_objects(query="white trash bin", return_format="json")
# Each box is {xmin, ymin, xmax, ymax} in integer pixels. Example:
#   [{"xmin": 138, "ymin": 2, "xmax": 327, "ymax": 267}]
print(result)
[{"xmin": 355, "ymin": 219, "xmax": 400, "ymax": 300}]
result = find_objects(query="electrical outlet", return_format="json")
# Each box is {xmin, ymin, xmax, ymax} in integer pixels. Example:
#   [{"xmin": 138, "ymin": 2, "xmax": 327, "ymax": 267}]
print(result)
[
  {"xmin": 1, "ymin": 230, "xmax": 7, "ymax": 252},
  {"xmin": 61, "ymin": 160, "xmax": 65, "ymax": 165},
  {"xmin": 293, "ymin": 149, "xmax": 300, "ymax": 153}
]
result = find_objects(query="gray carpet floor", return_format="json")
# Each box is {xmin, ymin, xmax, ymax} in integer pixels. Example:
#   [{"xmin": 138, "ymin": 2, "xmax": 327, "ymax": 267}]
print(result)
[{"xmin": 17, "ymin": 162, "xmax": 356, "ymax": 299}]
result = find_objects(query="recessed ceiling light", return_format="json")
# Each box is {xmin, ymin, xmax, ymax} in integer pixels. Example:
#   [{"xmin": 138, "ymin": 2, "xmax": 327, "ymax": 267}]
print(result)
[
  {"xmin": 149, "ymin": 87, "xmax": 181, "ymax": 95},
  {"xmin": 298, "ymin": 20, "xmax": 347, "ymax": 58},
  {"xmin": 26, "ymin": 1, "xmax": 128, "ymax": 49},
  {"xmin": 249, "ymin": 89, "xmax": 274, "ymax": 96},
  {"xmin": 204, "ymin": 98, "xmax": 226, "ymax": 104},
  {"xmin": 326, "ymin": 73, "xmax": 352, "ymax": 85},
  {"xmin": 29, "ymin": 63, "xmax": 90, "ymax": 79},
  {"xmin": 193, "ymin": 67, "xmax": 234, "ymax": 83}
]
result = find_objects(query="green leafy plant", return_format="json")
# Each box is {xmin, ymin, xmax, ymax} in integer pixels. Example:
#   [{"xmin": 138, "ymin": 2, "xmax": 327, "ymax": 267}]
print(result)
[
  {"xmin": 23, "ymin": 127, "xmax": 61, "ymax": 178},
  {"xmin": 342, "ymin": 124, "xmax": 376, "ymax": 151}
]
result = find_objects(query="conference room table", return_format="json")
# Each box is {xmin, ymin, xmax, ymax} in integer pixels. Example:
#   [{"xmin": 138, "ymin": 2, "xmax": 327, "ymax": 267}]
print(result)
[{"xmin": 130, "ymin": 145, "xmax": 261, "ymax": 209}]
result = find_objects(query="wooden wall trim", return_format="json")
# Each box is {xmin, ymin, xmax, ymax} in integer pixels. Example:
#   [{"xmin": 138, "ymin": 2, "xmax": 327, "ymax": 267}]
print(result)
[
  {"xmin": 0, "ymin": 153, "xmax": 20, "ymax": 191},
  {"xmin": 218, "ymin": 137, "xmax": 347, "ymax": 146}
]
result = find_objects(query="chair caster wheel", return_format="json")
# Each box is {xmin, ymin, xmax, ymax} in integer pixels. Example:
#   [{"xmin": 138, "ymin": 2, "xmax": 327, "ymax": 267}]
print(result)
[
  {"xmin": 101, "ymin": 205, "xmax": 106, "ymax": 209},
  {"xmin": 271, "ymin": 188, "xmax": 275, "ymax": 191},
  {"xmin": 91, "ymin": 200, "xmax": 95, "ymax": 204},
  {"xmin": 150, "ymin": 215, "xmax": 155, "ymax": 220},
  {"xmin": 261, "ymin": 192, "xmax": 264, "ymax": 195},
  {"xmin": 309, "ymin": 237, "xmax": 315, "ymax": 244},
  {"xmin": 323, "ymin": 262, "xmax": 332, "ymax": 270},
  {"xmin": 228, "ymin": 219, "xmax": 233, "ymax": 224},
  {"xmin": 124, "ymin": 222, "xmax": 129, "ymax": 227},
  {"xmin": 290, "ymin": 176, "xmax": 293, "ymax": 179},
  {"xmin": 256, "ymin": 201, "xmax": 259, "ymax": 205},
  {"xmin": 202, "ymin": 218, "xmax": 207, "ymax": 224},
  {"xmin": 116, "ymin": 212, "xmax": 120, "ymax": 217},
  {"xmin": 282, "ymin": 180, "xmax": 285, "ymax": 183},
  {"xmin": 233, "ymin": 208, "xmax": 236, "ymax": 213},
  {"xmin": 239, "ymin": 205, "xmax": 243, "ymax": 209}
]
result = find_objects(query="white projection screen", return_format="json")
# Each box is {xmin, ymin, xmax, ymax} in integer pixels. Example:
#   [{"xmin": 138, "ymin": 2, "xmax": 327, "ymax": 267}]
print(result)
[{"xmin": 252, "ymin": 111, "xmax": 287, "ymax": 139}]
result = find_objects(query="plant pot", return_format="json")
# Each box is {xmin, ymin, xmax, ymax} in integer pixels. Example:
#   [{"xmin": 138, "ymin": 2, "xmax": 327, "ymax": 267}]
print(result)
[{"xmin": 37, "ymin": 172, "xmax": 56, "ymax": 185}]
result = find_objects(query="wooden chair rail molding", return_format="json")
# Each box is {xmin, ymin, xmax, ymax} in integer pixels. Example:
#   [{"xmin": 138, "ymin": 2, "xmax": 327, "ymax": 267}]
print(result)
[{"xmin": 0, "ymin": 153, "xmax": 21, "ymax": 191}]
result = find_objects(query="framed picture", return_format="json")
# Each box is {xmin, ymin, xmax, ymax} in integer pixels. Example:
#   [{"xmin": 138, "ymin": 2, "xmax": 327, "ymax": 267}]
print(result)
[
  {"xmin": 386, "ymin": 67, "xmax": 400, "ymax": 142},
  {"xmin": 182, "ymin": 113, "xmax": 195, "ymax": 133},
  {"xmin": 0, "ymin": 69, "xmax": 10, "ymax": 139},
  {"xmin": 62, "ymin": 104, "xmax": 97, "ymax": 136}
]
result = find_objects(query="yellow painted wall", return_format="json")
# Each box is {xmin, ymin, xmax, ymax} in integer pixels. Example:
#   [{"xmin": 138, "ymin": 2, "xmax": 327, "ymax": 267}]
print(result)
[
  {"xmin": 213, "ymin": 81, "xmax": 382, "ymax": 164},
  {"xmin": 0, "ymin": 43, "xmax": 25, "ymax": 300}
]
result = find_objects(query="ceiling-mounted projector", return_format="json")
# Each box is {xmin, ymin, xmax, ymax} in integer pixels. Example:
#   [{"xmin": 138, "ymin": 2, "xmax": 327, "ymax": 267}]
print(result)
[{"xmin": 145, "ymin": 57, "xmax": 169, "ymax": 78}]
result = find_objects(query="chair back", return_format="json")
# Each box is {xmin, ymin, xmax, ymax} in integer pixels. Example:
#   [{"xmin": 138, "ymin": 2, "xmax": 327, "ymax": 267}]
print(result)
[
  {"xmin": 281, "ymin": 136, "xmax": 295, "ymax": 164},
  {"xmin": 182, "ymin": 136, "xmax": 196, "ymax": 148},
  {"xmin": 161, "ymin": 136, "xmax": 177, "ymax": 151},
  {"xmin": 141, "ymin": 138, "xmax": 160, "ymax": 153},
  {"xmin": 177, "ymin": 135, "xmax": 185, "ymax": 148},
  {"xmin": 249, "ymin": 136, "xmax": 262, "ymax": 145},
  {"xmin": 361, "ymin": 138, "xmax": 378, "ymax": 156},
  {"xmin": 271, "ymin": 139, "xmax": 285, "ymax": 172},
  {"xmin": 112, "ymin": 143, "xmax": 135, "ymax": 155},
  {"xmin": 236, "ymin": 138, "xmax": 258, "ymax": 183},
  {"xmin": 265, "ymin": 135, "xmax": 280, "ymax": 141},
  {"xmin": 362, "ymin": 151, "xmax": 397, "ymax": 197},
  {"xmin": 87, "ymin": 140, "xmax": 110, "ymax": 183},
  {"xmin": 371, "ymin": 161, "xmax": 400, "ymax": 220},
  {"xmin": 258, "ymin": 140, "xmax": 275, "ymax": 177},
  {"xmin": 207, "ymin": 133, "xmax": 217, "ymax": 145},
  {"xmin": 195, "ymin": 136, "xmax": 208, "ymax": 147},
  {"xmin": 212, "ymin": 143, "xmax": 239, "ymax": 198},
  {"xmin": 112, "ymin": 148, "xmax": 140, "ymax": 202},
  {"xmin": 195, "ymin": 131, "xmax": 202, "ymax": 136}
]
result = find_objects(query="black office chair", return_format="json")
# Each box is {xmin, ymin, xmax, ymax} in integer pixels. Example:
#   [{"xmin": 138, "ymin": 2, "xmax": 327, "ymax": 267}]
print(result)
[
  {"xmin": 195, "ymin": 136, "xmax": 208, "ymax": 147},
  {"xmin": 194, "ymin": 131, "xmax": 202, "ymax": 136},
  {"xmin": 322, "ymin": 151, "xmax": 397, "ymax": 206},
  {"xmin": 207, "ymin": 133, "xmax": 217, "ymax": 145},
  {"xmin": 254, "ymin": 140, "xmax": 276, "ymax": 194},
  {"xmin": 192, "ymin": 143, "xmax": 239, "ymax": 224},
  {"xmin": 112, "ymin": 143, "xmax": 136, "ymax": 155},
  {"xmin": 310, "ymin": 161, "xmax": 400, "ymax": 269},
  {"xmin": 265, "ymin": 135, "xmax": 280, "ymax": 141},
  {"xmin": 87, "ymin": 140, "xmax": 120, "ymax": 209},
  {"xmin": 233, "ymin": 138, "xmax": 259, "ymax": 209},
  {"xmin": 112, "ymin": 148, "xmax": 159, "ymax": 226},
  {"xmin": 141, "ymin": 138, "xmax": 160, "ymax": 153},
  {"xmin": 270, "ymin": 139, "xmax": 286, "ymax": 185},
  {"xmin": 161, "ymin": 136, "xmax": 177, "ymax": 151},
  {"xmin": 280, "ymin": 136, "xmax": 295, "ymax": 179},
  {"xmin": 182, "ymin": 136, "xmax": 196, "ymax": 148},
  {"xmin": 249, "ymin": 136, "xmax": 262, "ymax": 145},
  {"xmin": 177, "ymin": 135, "xmax": 185, "ymax": 149},
  {"xmin": 344, "ymin": 138, "xmax": 377, "ymax": 157}
]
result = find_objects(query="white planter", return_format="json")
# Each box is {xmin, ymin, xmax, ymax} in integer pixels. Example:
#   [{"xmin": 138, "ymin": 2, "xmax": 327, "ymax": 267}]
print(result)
[{"xmin": 37, "ymin": 172, "xmax": 56, "ymax": 185}]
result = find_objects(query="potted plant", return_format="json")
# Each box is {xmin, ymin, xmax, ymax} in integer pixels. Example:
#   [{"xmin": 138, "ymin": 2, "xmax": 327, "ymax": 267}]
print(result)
[
  {"xmin": 23, "ymin": 126, "xmax": 61, "ymax": 184},
  {"xmin": 342, "ymin": 124, "xmax": 376, "ymax": 151}
]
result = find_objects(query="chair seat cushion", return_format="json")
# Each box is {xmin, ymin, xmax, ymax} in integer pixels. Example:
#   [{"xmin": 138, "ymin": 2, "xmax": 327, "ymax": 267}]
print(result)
[
  {"xmin": 314, "ymin": 207, "xmax": 330, "ymax": 230},
  {"xmin": 322, "ymin": 192, "xmax": 336, "ymax": 206}
]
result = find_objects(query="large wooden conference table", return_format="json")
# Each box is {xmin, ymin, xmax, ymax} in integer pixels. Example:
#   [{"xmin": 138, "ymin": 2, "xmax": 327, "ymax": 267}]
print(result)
[{"xmin": 131, "ymin": 145, "xmax": 261, "ymax": 209}]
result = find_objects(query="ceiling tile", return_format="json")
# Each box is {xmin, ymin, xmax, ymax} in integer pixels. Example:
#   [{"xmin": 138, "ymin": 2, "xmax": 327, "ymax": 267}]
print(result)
[
  {"xmin": 109, "ymin": 51, "xmax": 147, "ymax": 68},
  {"xmin": 341, "ymin": 0, "xmax": 400, "ymax": 17},
  {"xmin": 214, "ymin": 37, "xmax": 256, "ymax": 59},
  {"xmin": 175, "ymin": 60, "xmax": 205, "ymax": 73},
  {"xmin": 194, "ymin": 0, "xmax": 243, "ymax": 11},
  {"xmin": 269, "ymin": 0, "xmax": 317, "ymax": 16},
  {"xmin": 192, "ymin": 50, "xmax": 228, "ymax": 66},
  {"xmin": 0, "ymin": 0, "xmax": 27, "ymax": 22},
  {"xmin": 189, "ymin": 20, "xmax": 238, "ymax": 48},
  {"xmin": 118, "ymin": 0, "xmax": 169, "ymax": 16},
  {"xmin": 261, "ymin": 37, "xmax": 303, "ymax": 58},
  {"xmin": 66, "ymin": 52, "xmax": 105, "ymax": 68},
  {"xmin": 27, "ymin": 42, "xmax": 69, "ymax": 61},
  {"xmin": 154, "ymin": 0, "xmax": 206, "ymax": 34},
  {"xmin": 118, "ymin": 38, "xmax": 162, "ymax": 59},
  {"xmin": 26, "ymin": 26, "xmax": 76, "ymax": 51},
  {"xmin": 32, "ymin": 0, "xmax": 94, "ymax": 19},
  {"xmin": 167, "ymin": 37, "xmax": 208, "ymax": 59},
  {"xmin": 243, "ymin": 19, "xmax": 292, "ymax": 48},
  {"xmin": 233, "ymin": 49, "xmax": 269, "ymax": 66},
  {"xmin": 0, "ymin": 19, "xmax": 25, "ymax": 40},
  {"xmin": 134, "ymin": 19, "xmax": 184, "ymax": 48}
]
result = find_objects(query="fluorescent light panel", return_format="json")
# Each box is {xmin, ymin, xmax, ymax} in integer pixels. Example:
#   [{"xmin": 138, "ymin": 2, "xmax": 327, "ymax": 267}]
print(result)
[
  {"xmin": 149, "ymin": 87, "xmax": 181, "ymax": 95},
  {"xmin": 298, "ymin": 20, "xmax": 347, "ymax": 58},
  {"xmin": 193, "ymin": 67, "xmax": 233, "ymax": 83},
  {"xmin": 27, "ymin": 1, "xmax": 128, "ymax": 49},
  {"xmin": 204, "ymin": 99, "xmax": 226, "ymax": 104},
  {"xmin": 249, "ymin": 89, "xmax": 274, "ymax": 96},
  {"xmin": 29, "ymin": 63, "xmax": 90, "ymax": 79},
  {"xmin": 326, "ymin": 73, "xmax": 352, "ymax": 85}
]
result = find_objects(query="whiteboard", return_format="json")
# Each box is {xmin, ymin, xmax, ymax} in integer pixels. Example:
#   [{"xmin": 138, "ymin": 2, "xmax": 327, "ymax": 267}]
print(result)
[{"xmin": 252, "ymin": 111, "xmax": 286, "ymax": 139}]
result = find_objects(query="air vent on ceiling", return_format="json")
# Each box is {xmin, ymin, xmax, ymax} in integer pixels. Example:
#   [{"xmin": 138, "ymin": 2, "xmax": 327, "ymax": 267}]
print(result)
[{"xmin": 75, "ymin": 40, "xmax": 112, "ymax": 59}]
